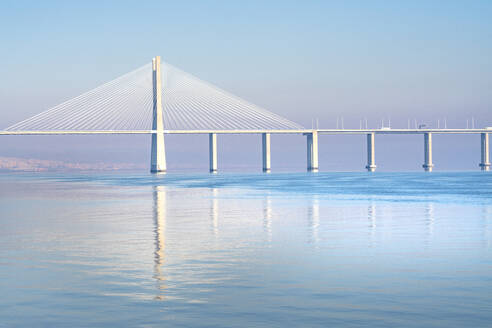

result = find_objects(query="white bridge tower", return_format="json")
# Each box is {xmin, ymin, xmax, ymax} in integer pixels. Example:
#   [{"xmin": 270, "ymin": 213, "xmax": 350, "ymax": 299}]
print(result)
[{"xmin": 150, "ymin": 56, "xmax": 167, "ymax": 173}]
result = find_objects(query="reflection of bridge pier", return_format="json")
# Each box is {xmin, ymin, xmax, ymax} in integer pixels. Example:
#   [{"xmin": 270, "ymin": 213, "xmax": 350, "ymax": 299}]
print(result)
[
  {"xmin": 482, "ymin": 206, "xmax": 492, "ymax": 248},
  {"xmin": 425, "ymin": 202, "xmax": 434, "ymax": 240},
  {"xmin": 263, "ymin": 195, "xmax": 272, "ymax": 242},
  {"xmin": 211, "ymin": 188, "xmax": 219, "ymax": 235},
  {"xmin": 368, "ymin": 203, "xmax": 376, "ymax": 228},
  {"xmin": 368, "ymin": 203, "xmax": 376, "ymax": 244},
  {"xmin": 307, "ymin": 196, "xmax": 320, "ymax": 246},
  {"xmin": 153, "ymin": 186, "xmax": 167, "ymax": 299}
]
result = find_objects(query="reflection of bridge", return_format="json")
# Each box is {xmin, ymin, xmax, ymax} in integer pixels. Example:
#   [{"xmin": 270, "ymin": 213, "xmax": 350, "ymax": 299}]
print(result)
[
  {"xmin": 1, "ymin": 56, "xmax": 490, "ymax": 172},
  {"xmin": 153, "ymin": 186, "xmax": 166, "ymax": 299},
  {"xmin": 151, "ymin": 184, "xmax": 321, "ymax": 300}
]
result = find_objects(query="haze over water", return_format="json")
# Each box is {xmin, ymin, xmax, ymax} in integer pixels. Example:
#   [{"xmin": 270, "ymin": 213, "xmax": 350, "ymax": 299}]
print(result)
[{"xmin": 1, "ymin": 172, "xmax": 491, "ymax": 327}]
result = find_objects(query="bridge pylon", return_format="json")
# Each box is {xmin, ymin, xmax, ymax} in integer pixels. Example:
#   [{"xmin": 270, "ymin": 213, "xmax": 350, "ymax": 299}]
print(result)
[{"xmin": 150, "ymin": 56, "xmax": 167, "ymax": 173}]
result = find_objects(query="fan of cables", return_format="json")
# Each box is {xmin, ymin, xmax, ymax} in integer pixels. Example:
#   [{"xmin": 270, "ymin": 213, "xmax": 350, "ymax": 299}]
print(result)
[{"xmin": 6, "ymin": 61, "xmax": 303, "ymax": 131}]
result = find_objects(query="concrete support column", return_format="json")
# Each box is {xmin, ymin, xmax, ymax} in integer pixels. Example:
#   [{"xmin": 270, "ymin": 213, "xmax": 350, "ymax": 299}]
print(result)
[
  {"xmin": 306, "ymin": 131, "xmax": 319, "ymax": 172},
  {"xmin": 480, "ymin": 133, "xmax": 490, "ymax": 171},
  {"xmin": 209, "ymin": 133, "xmax": 217, "ymax": 173},
  {"xmin": 365, "ymin": 133, "xmax": 376, "ymax": 172},
  {"xmin": 150, "ymin": 56, "xmax": 167, "ymax": 173},
  {"xmin": 262, "ymin": 133, "xmax": 271, "ymax": 172},
  {"xmin": 423, "ymin": 132, "xmax": 434, "ymax": 172}
]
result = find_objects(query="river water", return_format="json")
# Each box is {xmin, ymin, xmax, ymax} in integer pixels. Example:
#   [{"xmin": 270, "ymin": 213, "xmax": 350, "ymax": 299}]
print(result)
[{"xmin": 1, "ymin": 172, "xmax": 491, "ymax": 327}]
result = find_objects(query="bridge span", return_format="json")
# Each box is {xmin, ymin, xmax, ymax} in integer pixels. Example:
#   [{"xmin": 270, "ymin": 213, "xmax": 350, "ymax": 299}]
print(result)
[
  {"xmin": 1, "ymin": 56, "xmax": 490, "ymax": 173},
  {"xmin": 1, "ymin": 128, "xmax": 490, "ymax": 172}
]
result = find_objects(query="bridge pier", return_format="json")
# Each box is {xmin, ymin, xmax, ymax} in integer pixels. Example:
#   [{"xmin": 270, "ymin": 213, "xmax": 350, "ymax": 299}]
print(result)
[
  {"xmin": 209, "ymin": 133, "xmax": 218, "ymax": 173},
  {"xmin": 480, "ymin": 133, "xmax": 490, "ymax": 171},
  {"xmin": 150, "ymin": 56, "xmax": 167, "ymax": 173},
  {"xmin": 306, "ymin": 131, "xmax": 319, "ymax": 172},
  {"xmin": 365, "ymin": 133, "xmax": 376, "ymax": 172},
  {"xmin": 423, "ymin": 132, "xmax": 434, "ymax": 172},
  {"xmin": 262, "ymin": 133, "xmax": 271, "ymax": 172}
]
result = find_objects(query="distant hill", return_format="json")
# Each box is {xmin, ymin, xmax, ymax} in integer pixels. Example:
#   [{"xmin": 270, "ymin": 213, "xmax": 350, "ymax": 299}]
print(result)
[{"xmin": 0, "ymin": 157, "xmax": 145, "ymax": 172}]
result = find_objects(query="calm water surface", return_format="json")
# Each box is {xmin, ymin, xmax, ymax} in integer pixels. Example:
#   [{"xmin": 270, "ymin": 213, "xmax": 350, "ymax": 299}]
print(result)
[{"xmin": 0, "ymin": 172, "xmax": 491, "ymax": 327}]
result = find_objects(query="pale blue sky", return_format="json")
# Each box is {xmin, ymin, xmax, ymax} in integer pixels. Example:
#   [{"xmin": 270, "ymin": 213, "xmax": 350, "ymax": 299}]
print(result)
[{"xmin": 0, "ymin": 1, "xmax": 491, "ymax": 171}]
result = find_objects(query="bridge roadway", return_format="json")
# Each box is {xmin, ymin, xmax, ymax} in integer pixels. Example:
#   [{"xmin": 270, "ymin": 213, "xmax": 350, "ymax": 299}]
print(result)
[
  {"xmin": 0, "ymin": 128, "xmax": 491, "ymax": 135},
  {"xmin": 1, "ymin": 128, "xmax": 490, "ymax": 172}
]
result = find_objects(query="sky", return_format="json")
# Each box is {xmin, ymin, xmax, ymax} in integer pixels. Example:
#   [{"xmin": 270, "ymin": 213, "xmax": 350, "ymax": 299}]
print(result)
[{"xmin": 0, "ymin": 0, "xmax": 491, "ymax": 171}]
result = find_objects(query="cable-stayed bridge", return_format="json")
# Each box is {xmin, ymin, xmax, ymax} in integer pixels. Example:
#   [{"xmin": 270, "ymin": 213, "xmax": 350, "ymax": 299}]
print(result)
[{"xmin": 1, "ymin": 56, "xmax": 490, "ymax": 172}]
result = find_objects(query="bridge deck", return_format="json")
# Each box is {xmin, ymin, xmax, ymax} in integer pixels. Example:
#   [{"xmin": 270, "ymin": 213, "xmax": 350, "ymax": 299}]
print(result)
[{"xmin": 0, "ymin": 128, "xmax": 491, "ymax": 135}]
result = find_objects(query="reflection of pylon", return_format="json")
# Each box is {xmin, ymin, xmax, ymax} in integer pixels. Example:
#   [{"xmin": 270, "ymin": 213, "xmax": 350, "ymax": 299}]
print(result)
[{"xmin": 153, "ymin": 186, "xmax": 166, "ymax": 299}]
